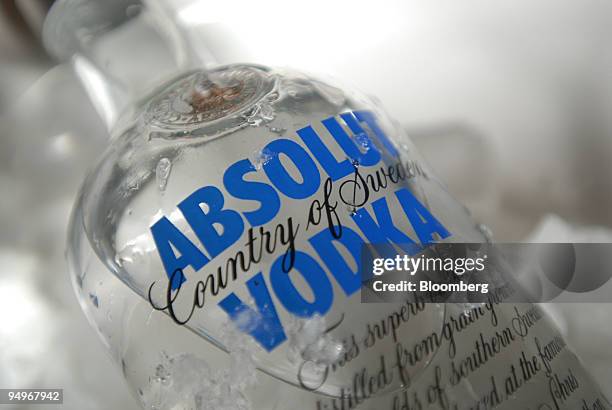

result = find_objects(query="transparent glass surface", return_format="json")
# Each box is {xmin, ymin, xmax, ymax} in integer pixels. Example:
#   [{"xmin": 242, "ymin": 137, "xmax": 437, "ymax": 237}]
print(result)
[{"xmin": 66, "ymin": 64, "xmax": 610, "ymax": 409}]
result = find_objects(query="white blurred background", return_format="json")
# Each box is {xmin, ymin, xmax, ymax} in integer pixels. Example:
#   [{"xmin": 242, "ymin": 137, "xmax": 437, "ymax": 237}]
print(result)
[{"xmin": 1, "ymin": 0, "xmax": 612, "ymax": 408}]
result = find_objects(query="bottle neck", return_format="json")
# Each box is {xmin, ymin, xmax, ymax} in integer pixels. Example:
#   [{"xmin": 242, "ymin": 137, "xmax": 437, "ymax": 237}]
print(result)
[{"xmin": 43, "ymin": 0, "xmax": 216, "ymax": 132}]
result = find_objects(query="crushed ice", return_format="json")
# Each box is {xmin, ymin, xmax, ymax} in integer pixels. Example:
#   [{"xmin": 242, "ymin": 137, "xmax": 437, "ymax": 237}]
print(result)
[
  {"xmin": 145, "ymin": 312, "xmax": 260, "ymax": 410},
  {"xmin": 286, "ymin": 314, "xmax": 344, "ymax": 366}
]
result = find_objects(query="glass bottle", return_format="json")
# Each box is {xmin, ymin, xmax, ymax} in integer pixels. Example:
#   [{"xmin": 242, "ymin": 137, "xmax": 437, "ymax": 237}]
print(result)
[{"xmin": 45, "ymin": 1, "xmax": 611, "ymax": 409}]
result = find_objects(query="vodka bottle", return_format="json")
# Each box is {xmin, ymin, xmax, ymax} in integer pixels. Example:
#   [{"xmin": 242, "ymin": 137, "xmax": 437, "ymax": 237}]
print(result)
[{"xmin": 46, "ymin": 1, "xmax": 610, "ymax": 409}]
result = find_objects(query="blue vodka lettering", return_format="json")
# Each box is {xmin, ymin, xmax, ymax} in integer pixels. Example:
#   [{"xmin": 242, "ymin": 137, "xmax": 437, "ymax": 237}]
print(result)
[{"xmin": 150, "ymin": 110, "xmax": 450, "ymax": 351}]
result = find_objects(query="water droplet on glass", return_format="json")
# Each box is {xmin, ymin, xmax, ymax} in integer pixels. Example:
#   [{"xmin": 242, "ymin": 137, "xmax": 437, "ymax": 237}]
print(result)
[
  {"xmin": 155, "ymin": 363, "xmax": 172, "ymax": 386},
  {"xmin": 250, "ymin": 148, "xmax": 275, "ymax": 171},
  {"xmin": 476, "ymin": 223, "xmax": 493, "ymax": 243},
  {"xmin": 89, "ymin": 293, "xmax": 99, "ymax": 308},
  {"xmin": 242, "ymin": 102, "xmax": 276, "ymax": 127},
  {"xmin": 268, "ymin": 126, "xmax": 286, "ymax": 135},
  {"xmin": 259, "ymin": 103, "xmax": 275, "ymax": 122},
  {"xmin": 461, "ymin": 302, "xmax": 484, "ymax": 315},
  {"xmin": 156, "ymin": 158, "xmax": 172, "ymax": 193},
  {"xmin": 347, "ymin": 205, "xmax": 358, "ymax": 216},
  {"xmin": 354, "ymin": 132, "xmax": 371, "ymax": 152},
  {"xmin": 115, "ymin": 243, "xmax": 145, "ymax": 267}
]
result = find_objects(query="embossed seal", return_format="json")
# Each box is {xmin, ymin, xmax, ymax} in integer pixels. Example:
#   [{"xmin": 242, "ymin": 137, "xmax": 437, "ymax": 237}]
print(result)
[{"xmin": 146, "ymin": 65, "xmax": 273, "ymax": 129}]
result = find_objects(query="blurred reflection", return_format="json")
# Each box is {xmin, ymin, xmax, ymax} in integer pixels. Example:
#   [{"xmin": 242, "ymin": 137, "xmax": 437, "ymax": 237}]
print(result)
[{"xmin": 0, "ymin": 65, "xmax": 140, "ymax": 409}]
